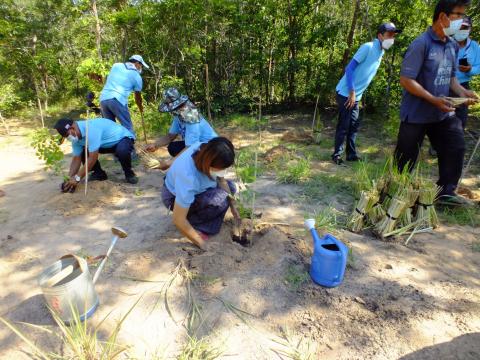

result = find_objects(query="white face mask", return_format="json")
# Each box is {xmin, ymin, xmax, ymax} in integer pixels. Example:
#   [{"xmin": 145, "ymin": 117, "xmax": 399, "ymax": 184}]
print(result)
[
  {"xmin": 67, "ymin": 134, "xmax": 79, "ymax": 143},
  {"xmin": 381, "ymin": 38, "xmax": 395, "ymax": 50},
  {"xmin": 454, "ymin": 29, "xmax": 470, "ymax": 42},
  {"xmin": 444, "ymin": 18, "xmax": 463, "ymax": 36},
  {"xmin": 210, "ymin": 168, "xmax": 227, "ymax": 178}
]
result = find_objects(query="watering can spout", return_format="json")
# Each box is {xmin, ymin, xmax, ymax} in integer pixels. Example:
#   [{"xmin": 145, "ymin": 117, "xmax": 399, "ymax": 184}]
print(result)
[{"xmin": 304, "ymin": 219, "xmax": 321, "ymax": 248}]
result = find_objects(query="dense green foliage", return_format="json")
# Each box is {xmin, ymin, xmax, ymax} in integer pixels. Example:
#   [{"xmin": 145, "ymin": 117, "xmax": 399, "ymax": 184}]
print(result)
[{"xmin": 1, "ymin": 0, "xmax": 479, "ymax": 122}]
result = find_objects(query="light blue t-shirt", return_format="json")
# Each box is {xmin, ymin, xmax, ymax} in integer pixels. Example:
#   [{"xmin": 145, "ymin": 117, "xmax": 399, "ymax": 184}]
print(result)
[
  {"xmin": 456, "ymin": 38, "xmax": 480, "ymax": 84},
  {"xmin": 165, "ymin": 142, "xmax": 218, "ymax": 208},
  {"xmin": 169, "ymin": 116, "xmax": 218, "ymax": 146},
  {"xmin": 71, "ymin": 118, "xmax": 135, "ymax": 156},
  {"xmin": 336, "ymin": 39, "xmax": 384, "ymax": 101},
  {"xmin": 99, "ymin": 63, "xmax": 143, "ymax": 105}
]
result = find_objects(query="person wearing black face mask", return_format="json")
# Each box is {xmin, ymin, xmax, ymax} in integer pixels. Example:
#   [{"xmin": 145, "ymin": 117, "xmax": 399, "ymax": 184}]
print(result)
[
  {"xmin": 394, "ymin": 0, "xmax": 479, "ymax": 207},
  {"xmin": 144, "ymin": 88, "xmax": 218, "ymax": 170}
]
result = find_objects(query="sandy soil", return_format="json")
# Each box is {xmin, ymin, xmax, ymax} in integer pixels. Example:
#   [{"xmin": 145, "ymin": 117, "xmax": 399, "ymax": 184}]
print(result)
[{"xmin": 0, "ymin": 117, "xmax": 479, "ymax": 359}]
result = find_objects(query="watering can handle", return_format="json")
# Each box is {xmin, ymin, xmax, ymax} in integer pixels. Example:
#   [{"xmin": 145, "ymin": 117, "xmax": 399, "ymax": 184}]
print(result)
[{"xmin": 44, "ymin": 254, "xmax": 87, "ymax": 288}]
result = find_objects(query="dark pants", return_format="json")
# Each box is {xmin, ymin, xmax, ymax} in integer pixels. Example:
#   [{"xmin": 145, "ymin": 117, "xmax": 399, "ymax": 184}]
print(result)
[
  {"xmin": 455, "ymin": 82, "xmax": 469, "ymax": 129},
  {"xmin": 168, "ymin": 141, "xmax": 186, "ymax": 157},
  {"xmin": 100, "ymin": 98, "xmax": 135, "ymax": 135},
  {"xmin": 161, "ymin": 180, "xmax": 237, "ymax": 235},
  {"xmin": 333, "ymin": 93, "xmax": 360, "ymax": 159},
  {"xmin": 81, "ymin": 137, "xmax": 135, "ymax": 178},
  {"xmin": 394, "ymin": 116, "xmax": 465, "ymax": 196}
]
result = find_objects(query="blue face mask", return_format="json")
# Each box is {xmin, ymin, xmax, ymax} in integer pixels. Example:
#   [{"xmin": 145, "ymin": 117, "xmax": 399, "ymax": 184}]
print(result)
[
  {"xmin": 444, "ymin": 18, "xmax": 463, "ymax": 36},
  {"xmin": 454, "ymin": 29, "xmax": 470, "ymax": 42}
]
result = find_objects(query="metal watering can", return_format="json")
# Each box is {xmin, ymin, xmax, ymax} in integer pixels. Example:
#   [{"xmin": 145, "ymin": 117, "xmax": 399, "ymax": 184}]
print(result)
[
  {"xmin": 38, "ymin": 227, "xmax": 127, "ymax": 323},
  {"xmin": 304, "ymin": 219, "xmax": 348, "ymax": 288}
]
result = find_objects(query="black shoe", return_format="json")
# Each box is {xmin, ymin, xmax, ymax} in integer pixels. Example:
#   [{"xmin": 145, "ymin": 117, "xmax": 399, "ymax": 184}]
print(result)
[
  {"xmin": 332, "ymin": 156, "xmax": 344, "ymax": 165},
  {"xmin": 436, "ymin": 194, "xmax": 472, "ymax": 207},
  {"xmin": 125, "ymin": 174, "xmax": 139, "ymax": 184},
  {"xmin": 347, "ymin": 156, "xmax": 362, "ymax": 162},
  {"xmin": 89, "ymin": 171, "xmax": 108, "ymax": 181}
]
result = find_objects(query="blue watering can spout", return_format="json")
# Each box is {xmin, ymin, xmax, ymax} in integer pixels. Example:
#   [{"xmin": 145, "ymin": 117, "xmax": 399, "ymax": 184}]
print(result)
[{"xmin": 304, "ymin": 218, "xmax": 348, "ymax": 288}]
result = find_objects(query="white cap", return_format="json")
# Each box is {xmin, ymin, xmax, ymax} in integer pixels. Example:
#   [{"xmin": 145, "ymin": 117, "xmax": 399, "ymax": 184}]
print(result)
[
  {"xmin": 129, "ymin": 54, "xmax": 149, "ymax": 69},
  {"xmin": 304, "ymin": 219, "xmax": 316, "ymax": 230}
]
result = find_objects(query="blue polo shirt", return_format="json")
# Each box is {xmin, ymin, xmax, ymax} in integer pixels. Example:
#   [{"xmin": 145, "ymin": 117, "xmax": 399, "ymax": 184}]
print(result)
[
  {"xmin": 165, "ymin": 142, "xmax": 218, "ymax": 208},
  {"xmin": 456, "ymin": 38, "xmax": 480, "ymax": 84},
  {"xmin": 99, "ymin": 63, "xmax": 143, "ymax": 106},
  {"xmin": 169, "ymin": 116, "xmax": 218, "ymax": 146},
  {"xmin": 400, "ymin": 27, "xmax": 458, "ymax": 124},
  {"xmin": 336, "ymin": 39, "xmax": 384, "ymax": 101},
  {"xmin": 71, "ymin": 118, "xmax": 135, "ymax": 156}
]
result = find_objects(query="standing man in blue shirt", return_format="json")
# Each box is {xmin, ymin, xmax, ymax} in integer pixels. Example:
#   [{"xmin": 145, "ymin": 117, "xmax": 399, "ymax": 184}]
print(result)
[
  {"xmin": 144, "ymin": 88, "xmax": 218, "ymax": 169},
  {"xmin": 453, "ymin": 16, "xmax": 480, "ymax": 128},
  {"xmin": 54, "ymin": 117, "xmax": 138, "ymax": 192},
  {"xmin": 332, "ymin": 23, "xmax": 401, "ymax": 165},
  {"xmin": 394, "ymin": 0, "xmax": 478, "ymax": 206},
  {"xmin": 99, "ymin": 55, "xmax": 149, "ymax": 135}
]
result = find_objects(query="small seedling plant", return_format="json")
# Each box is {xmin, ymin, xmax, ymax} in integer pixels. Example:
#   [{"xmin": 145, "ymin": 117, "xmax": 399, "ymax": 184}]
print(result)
[{"xmin": 30, "ymin": 128, "xmax": 67, "ymax": 181}]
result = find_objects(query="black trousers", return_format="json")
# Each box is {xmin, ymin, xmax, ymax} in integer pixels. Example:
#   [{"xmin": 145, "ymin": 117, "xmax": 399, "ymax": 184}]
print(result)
[
  {"xmin": 81, "ymin": 137, "xmax": 135, "ymax": 177},
  {"xmin": 333, "ymin": 93, "xmax": 361, "ymax": 159},
  {"xmin": 394, "ymin": 116, "xmax": 465, "ymax": 196}
]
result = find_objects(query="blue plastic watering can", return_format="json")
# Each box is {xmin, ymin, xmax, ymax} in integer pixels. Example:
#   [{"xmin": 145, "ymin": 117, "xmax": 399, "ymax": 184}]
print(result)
[{"xmin": 304, "ymin": 219, "xmax": 348, "ymax": 288}]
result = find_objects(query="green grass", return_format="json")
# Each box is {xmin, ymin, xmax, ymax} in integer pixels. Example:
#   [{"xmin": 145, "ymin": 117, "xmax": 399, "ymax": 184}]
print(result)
[
  {"xmin": 177, "ymin": 336, "xmax": 223, "ymax": 360},
  {"xmin": 438, "ymin": 206, "xmax": 480, "ymax": 227},
  {"xmin": 310, "ymin": 206, "xmax": 347, "ymax": 234},
  {"xmin": 302, "ymin": 172, "xmax": 355, "ymax": 202},
  {"xmin": 218, "ymin": 113, "xmax": 268, "ymax": 130},
  {"xmin": 284, "ymin": 264, "xmax": 310, "ymax": 291},
  {"xmin": 276, "ymin": 158, "xmax": 311, "ymax": 184},
  {"xmin": 472, "ymin": 241, "xmax": 480, "ymax": 253}
]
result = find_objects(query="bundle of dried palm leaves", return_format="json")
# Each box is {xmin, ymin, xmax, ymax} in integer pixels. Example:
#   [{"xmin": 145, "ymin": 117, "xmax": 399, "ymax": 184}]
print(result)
[
  {"xmin": 415, "ymin": 181, "xmax": 440, "ymax": 229},
  {"xmin": 138, "ymin": 149, "xmax": 164, "ymax": 170},
  {"xmin": 348, "ymin": 189, "xmax": 379, "ymax": 232}
]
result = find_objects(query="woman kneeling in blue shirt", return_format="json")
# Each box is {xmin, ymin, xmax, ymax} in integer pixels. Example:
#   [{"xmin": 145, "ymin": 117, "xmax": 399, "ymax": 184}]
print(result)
[{"xmin": 162, "ymin": 137, "xmax": 240, "ymax": 250}]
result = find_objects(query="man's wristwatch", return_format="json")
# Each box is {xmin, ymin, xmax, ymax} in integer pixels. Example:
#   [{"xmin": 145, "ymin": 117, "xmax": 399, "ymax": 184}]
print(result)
[{"xmin": 74, "ymin": 175, "xmax": 81, "ymax": 183}]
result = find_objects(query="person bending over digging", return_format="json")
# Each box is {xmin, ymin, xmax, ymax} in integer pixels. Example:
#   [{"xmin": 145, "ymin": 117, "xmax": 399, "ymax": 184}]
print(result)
[
  {"xmin": 161, "ymin": 137, "xmax": 241, "ymax": 250},
  {"xmin": 144, "ymin": 88, "xmax": 217, "ymax": 169},
  {"xmin": 394, "ymin": 0, "xmax": 478, "ymax": 207},
  {"xmin": 54, "ymin": 118, "xmax": 138, "ymax": 193},
  {"xmin": 332, "ymin": 22, "xmax": 402, "ymax": 165}
]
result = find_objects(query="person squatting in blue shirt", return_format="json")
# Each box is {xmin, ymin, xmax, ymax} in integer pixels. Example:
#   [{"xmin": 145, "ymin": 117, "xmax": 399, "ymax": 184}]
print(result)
[
  {"xmin": 161, "ymin": 138, "xmax": 241, "ymax": 250},
  {"xmin": 332, "ymin": 22, "xmax": 402, "ymax": 165},
  {"xmin": 452, "ymin": 16, "xmax": 480, "ymax": 128},
  {"xmin": 99, "ymin": 55, "xmax": 149, "ymax": 135},
  {"xmin": 54, "ymin": 118, "xmax": 138, "ymax": 193},
  {"xmin": 394, "ymin": 0, "xmax": 479, "ymax": 207},
  {"xmin": 144, "ymin": 88, "xmax": 218, "ymax": 170}
]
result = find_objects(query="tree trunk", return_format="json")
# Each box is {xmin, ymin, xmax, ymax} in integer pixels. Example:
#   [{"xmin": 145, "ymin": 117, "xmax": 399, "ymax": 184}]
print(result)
[
  {"xmin": 341, "ymin": 0, "xmax": 361, "ymax": 70},
  {"xmin": 287, "ymin": 0, "xmax": 297, "ymax": 104},
  {"xmin": 205, "ymin": 63, "xmax": 212, "ymax": 122},
  {"xmin": 32, "ymin": 34, "xmax": 44, "ymax": 127},
  {"xmin": 91, "ymin": 0, "xmax": 102, "ymax": 60}
]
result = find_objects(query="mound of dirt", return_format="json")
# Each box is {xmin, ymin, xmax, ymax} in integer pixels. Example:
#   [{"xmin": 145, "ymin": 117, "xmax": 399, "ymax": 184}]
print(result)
[{"xmin": 281, "ymin": 129, "xmax": 315, "ymax": 144}]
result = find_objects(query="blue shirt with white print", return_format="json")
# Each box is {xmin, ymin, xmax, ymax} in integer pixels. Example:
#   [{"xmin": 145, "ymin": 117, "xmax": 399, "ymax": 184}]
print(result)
[
  {"xmin": 169, "ymin": 116, "xmax": 217, "ymax": 146},
  {"xmin": 400, "ymin": 27, "xmax": 459, "ymax": 124},
  {"xmin": 336, "ymin": 39, "xmax": 384, "ymax": 101},
  {"xmin": 100, "ymin": 63, "xmax": 143, "ymax": 106}
]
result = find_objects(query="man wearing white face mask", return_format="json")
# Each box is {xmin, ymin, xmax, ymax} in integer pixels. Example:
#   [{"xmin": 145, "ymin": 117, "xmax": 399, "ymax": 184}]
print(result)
[
  {"xmin": 99, "ymin": 55, "xmax": 149, "ymax": 135},
  {"xmin": 453, "ymin": 17, "xmax": 480, "ymax": 128},
  {"xmin": 332, "ymin": 22, "xmax": 401, "ymax": 165},
  {"xmin": 395, "ymin": 0, "xmax": 479, "ymax": 207}
]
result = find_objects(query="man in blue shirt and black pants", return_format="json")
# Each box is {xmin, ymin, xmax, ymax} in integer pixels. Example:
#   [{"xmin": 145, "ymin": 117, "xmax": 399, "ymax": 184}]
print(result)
[
  {"xmin": 54, "ymin": 118, "xmax": 138, "ymax": 193},
  {"xmin": 453, "ymin": 16, "xmax": 480, "ymax": 128},
  {"xmin": 394, "ymin": 0, "xmax": 478, "ymax": 206},
  {"xmin": 99, "ymin": 55, "xmax": 149, "ymax": 135},
  {"xmin": 332, "ymin": 23, "xmax": 401, "ymax": 165}
]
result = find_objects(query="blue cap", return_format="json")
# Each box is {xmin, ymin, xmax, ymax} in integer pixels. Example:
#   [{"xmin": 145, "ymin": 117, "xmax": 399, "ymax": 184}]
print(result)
[{"xmin": 378, "ymin": 22, "xmax": 402, "ymax": 34}]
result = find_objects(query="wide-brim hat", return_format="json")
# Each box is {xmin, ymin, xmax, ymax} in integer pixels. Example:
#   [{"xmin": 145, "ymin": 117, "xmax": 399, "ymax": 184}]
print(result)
[{"xmin": 158, "ymin": 87, "xmax": 189, "ymax": 113}]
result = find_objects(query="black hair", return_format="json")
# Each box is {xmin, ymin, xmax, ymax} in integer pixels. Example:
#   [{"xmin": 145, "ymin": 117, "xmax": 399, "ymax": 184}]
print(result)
[
  {"xmin": 128, "ymin": 59, "xmax": 141, "ymax": 65},
  {"xmin": 433, "ymin": 0, "xmax": 471, "ymax": 22},
  {"xmin": 194, "ymin": 137, "xmax": 235, "ymax": 176}
]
